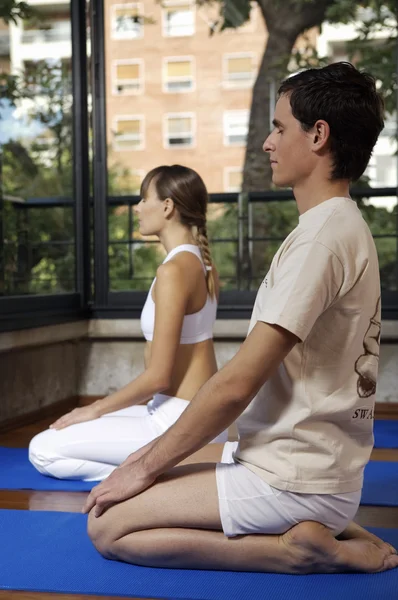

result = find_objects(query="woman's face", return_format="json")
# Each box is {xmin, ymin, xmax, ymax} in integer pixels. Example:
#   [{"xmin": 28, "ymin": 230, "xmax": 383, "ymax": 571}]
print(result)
[{"xmin": 134, "ymin": 180, "xmax": 168, "ymax": 236}]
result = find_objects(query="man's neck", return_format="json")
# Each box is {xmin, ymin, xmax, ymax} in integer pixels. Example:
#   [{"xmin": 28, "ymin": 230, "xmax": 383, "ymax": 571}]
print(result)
[{"xmin": 293, "ymin": 175, "xmax": 350, "ymax": 216}]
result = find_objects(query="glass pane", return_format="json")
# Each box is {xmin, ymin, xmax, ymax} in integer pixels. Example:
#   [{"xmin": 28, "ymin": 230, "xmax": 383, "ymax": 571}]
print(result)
[
  {"xmin": 228, "ymin": 170, "xmax": 242, "ymax": 189},
  {"xmin": 227, "ymin": 56, "xmax": 252, "ymax": 74},
  {"xmin": 168, "ymin": 117, "xmax": 191, "ymax": 133},
  {"xmin": 116, "ymin": 119, "xmax": 140, "ymax": 134},
  {"xmin": 116, "ymin": 63, "xmax": 140, "ymax": 79},
  {"xmin": 116, "ymin": 7, "xmax": 139, "ymax": 19},
  {"xmin": 1, "ymin": 1, "xmax": 75, "ymax": 296},
  {"xmin": 167, "ymin": 60, "xmax": 191, "ymax": 77}
]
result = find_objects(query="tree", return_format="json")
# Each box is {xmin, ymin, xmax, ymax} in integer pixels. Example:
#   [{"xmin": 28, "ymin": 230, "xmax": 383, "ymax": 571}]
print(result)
[
  {"xmin": 0, "ymin": 1, "xmax": 33, "ymax": 24},
  {"xmin": 209, "ymin": 0, "xmax": 397, "ymax": 191},
  {"xmin": 1, "ymin": 56, "xmax": 162, "ymax": 294}
]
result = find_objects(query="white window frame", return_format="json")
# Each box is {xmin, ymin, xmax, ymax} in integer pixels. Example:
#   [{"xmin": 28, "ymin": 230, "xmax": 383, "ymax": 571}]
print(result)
[
  {"xmin": 163, "ymin": 56, "xmax": 195, "ymax": 93},
  {"xmin": 113, "ymin": 115, "xmax": 145, "ymax": 151},
  {"xmin": 222, "ymin": 53, "xmax": 255, "ymax": 89},
  {"xmin": 112, "ymin": 59, "xmax": 144, "ymax": 95},
  {"xmin": 163, "ymin": 112, "xmax": 196, "ymax": 149},
  {"xmin": 111, "ymin": 3, "xmax": 144, "ymax": 40},
  {"xmin": 224, "ymin": 167, "xmax": 243, "ymax": 193},
  {"xmin": 223, "ymin": 110, "xmax": 249, "ymax": 146},
  {"xmin": 162, "ymin": 1, "xmax": 195, "ymax": 38}
]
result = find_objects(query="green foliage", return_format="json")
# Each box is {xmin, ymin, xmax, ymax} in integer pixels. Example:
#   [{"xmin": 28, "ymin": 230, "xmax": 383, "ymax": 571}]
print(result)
[
  {"xmin": 0, "ymin": 1, "xmax": 34, "ymax": 24},
  {"xmin": 1, "ymin": 58, "xmax": 160, "ymax": 295}
]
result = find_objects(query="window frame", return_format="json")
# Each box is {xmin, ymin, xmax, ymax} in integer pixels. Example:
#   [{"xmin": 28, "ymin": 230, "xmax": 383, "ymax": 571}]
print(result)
[
  {"xmin": 162, "ymin": 55, "xmax": 195, "ymax": 93},
  {"xmin": 223, "ymin": 110, "xmax": 249, "ymax": 146},
  {"xmin": 224, "ymin": 167, "xmax": 243, "ymax": 192},
  {"xmin": 112, "ymin": 115, "xmax": 145, "ymax": 151},
  {"xmin": 161, "ymin": 0, "xmax": 196, "ymax": 38},
  {"xmin": 111, "ymin": 2, "xmax": 144, "ymax": 41},
  {"xmin": 222, "ymin": 52, "xmax": 255, "ymax": 89},
  {"xmin": 112, "ymin": 59, "xmax": 144, "ymax": 95},
  {"xmin": 163, "ymin": 112, "xmax": 196, "ymax": 149}
]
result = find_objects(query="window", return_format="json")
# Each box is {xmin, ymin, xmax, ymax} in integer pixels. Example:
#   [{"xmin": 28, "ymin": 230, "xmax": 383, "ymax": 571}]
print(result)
[
  {"xmin": 375, "ymin": 155, "xmax": 397, "ymax": 187},
  {"xmin": 163, "ymin": 57, "xmax": 194, "ymax": 92},
  {"xmin": 224, "ymin": 168, "xmax": 243, "ymax": 192},
  {"xmin": 162, "ymin": 2, "xmax": 195, "ymax": 37},
  {"xmin": 113, "ymin": 116, "xmax": 144, "ymax": 151},
  {"xmin": 223, "ymin": 111, "xmax": 249, "ymax": 146},
  {"xmin": 381, "ymin": 115, "xmax": 396, "ymax": 137},
  {"xmin": 223, "ymin": 54, "xmax": 255, "ymax": 88},
  {"xmin": 330, "ymin": 41, "xmax": 349, "ymax": 63},
  {"xmin": 112, "ymin": 60, "xmax": 143, "ymax": 95},
  {"xmin": 164, "ymin": 113, "xmax": 195, "ymax": 148},
  {"xmin": 111, "ymin": 3, "xmax": 143, "ymax": 40}
]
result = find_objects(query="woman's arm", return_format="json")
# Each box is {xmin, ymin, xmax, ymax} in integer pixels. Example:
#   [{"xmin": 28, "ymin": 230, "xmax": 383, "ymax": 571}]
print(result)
[
  {"xmin": 52, "ymin": 258, "xmax": 197, "ymax": 430},
  {"xmin": 95, "ymin": 260, "xmax": 189, "ymax": 415}
]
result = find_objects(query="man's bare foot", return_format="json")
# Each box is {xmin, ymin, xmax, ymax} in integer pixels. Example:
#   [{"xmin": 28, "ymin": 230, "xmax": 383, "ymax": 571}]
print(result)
[
  {"xmin": 280, "ymin": 521, "xmax": 398, "ymax": 574},
  {"xmin": 337, "ymin": 521, "xmax": 397, "ymax": 554}
]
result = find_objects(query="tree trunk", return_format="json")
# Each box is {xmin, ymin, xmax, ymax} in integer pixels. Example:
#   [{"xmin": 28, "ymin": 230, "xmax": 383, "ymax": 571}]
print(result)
[
  {"xmin": 242, "ymin": 30, "xmax": 297, "ymax": 192},
  {"xmin": 243, "ymin": 0, "xmax": 337, "ymax": 191}
]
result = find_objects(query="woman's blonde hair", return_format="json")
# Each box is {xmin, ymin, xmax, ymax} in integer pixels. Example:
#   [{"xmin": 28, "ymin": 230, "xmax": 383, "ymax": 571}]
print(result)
[{"xmin": 140, "ymin": 165, "xmax": 215, "ymax": 298}]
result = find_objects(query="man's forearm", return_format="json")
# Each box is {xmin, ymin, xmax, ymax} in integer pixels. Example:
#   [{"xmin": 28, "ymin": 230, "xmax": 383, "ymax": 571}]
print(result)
[{"xmin": 141, "ymin": 368, "xmax": 252, "ymax": 477}]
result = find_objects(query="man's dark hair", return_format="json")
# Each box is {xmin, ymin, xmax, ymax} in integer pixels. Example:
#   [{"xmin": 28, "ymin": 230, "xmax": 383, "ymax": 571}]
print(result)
[{"xmin": 278, "ymin": 62, "xmax": 384, "ymax": 181}]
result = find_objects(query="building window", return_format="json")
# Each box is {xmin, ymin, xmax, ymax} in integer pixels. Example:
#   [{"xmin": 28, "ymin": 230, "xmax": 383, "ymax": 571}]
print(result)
[
  {"xmin": 223, "ymin": 54, "xmax": 255, "ymax": 88},
  {"xmin": 111, "ymin": 3, "xmax": 143, "ymax": 40},
  {"xmin": 112, "ymin": 60, "xmax": 143, "ymax": 95},
  {"xmin": 162, "ymin": 2, "xmax": 195, "ymax": 37},
  {"xmin": 224, "ymin": 168, "xmax": 243, "ymax": 192},
  {"xmin": 113, "ymin": 116, "xmax": 144, "ymax": 151},
  {"xmin": 223, "ymin": 111, "xmax": 249, "ymax": 146},
  {"xmin": 163, "ymin": 57, "xmax": 194, "ymax": 92},
  {"xmin": 164, "ymin": 113, "xmax": 195, "ymax": 148},
  {"xmin": 375, "ymin": 155, "xmax": 397, "ymax": 187}
]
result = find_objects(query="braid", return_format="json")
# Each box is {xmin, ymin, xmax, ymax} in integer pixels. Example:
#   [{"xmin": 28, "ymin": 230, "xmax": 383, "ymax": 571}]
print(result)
[{"xmin": 196, "ymin": 224, "xmax": 215, "ymax": 299}]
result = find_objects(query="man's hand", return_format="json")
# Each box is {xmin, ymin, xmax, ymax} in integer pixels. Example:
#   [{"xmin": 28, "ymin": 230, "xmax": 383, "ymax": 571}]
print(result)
[{"xmin": 82, "ymin": 459, "xmax": 156, "ymax": 517}]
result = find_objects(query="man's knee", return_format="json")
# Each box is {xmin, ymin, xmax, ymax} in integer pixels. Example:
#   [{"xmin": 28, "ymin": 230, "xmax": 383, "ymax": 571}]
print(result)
[{"xmin": 87, "ymin": 510, "xmax": 117, "ymax": 559}]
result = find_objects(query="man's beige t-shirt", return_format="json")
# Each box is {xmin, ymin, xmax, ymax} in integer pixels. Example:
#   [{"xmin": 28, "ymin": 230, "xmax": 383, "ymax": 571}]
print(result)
[{"xmin": 235, "ymin": 197, "xmax": 381, "ymax": 494}]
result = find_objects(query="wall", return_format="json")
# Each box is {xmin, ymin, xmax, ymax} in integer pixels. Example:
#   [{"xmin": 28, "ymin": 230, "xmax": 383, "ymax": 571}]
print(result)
[{"xmin": 0, "ymin": 319, "xmax": 397, "ymax": 427}]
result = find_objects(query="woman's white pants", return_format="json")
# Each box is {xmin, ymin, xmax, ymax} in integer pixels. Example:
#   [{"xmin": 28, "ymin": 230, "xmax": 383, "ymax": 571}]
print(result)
[{"xmin": 28, "ymin": 394, "xmax": 228, "ymax": 481}]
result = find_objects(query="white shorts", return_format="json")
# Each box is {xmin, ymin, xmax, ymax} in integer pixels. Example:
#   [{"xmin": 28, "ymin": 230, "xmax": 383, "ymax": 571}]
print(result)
[{"xmin": 216, "ymin": 442, "xmax": 361, "ymax": 538}]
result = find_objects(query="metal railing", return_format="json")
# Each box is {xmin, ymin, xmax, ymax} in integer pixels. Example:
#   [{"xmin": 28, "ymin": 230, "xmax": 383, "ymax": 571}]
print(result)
[{"xmin": 1, "ymin": 188, "xmax": 397, "ymax": 300}]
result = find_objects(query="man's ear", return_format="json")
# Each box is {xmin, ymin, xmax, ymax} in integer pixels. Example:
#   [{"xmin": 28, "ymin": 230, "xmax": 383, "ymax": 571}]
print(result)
[{"xmin": 312, "ymin": 119, "xmax": 330, "ymax": 151}]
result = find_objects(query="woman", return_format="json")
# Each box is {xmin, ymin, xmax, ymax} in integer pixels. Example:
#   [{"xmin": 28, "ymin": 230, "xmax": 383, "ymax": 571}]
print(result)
[{"xmin": 29, "ymin": 165, "xmax": 227, "ymax": 481}]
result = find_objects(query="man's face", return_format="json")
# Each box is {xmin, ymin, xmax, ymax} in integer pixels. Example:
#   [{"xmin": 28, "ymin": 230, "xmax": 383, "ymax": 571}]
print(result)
[{"xmin": 263, "ymin": 94, "xmax": 315, "ymax": 188}]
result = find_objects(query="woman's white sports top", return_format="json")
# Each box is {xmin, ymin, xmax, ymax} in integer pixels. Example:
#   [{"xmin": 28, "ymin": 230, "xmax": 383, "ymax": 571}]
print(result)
[{"xmin": 140, "ymin": 244, "xmax": 217, "ymax": 344}]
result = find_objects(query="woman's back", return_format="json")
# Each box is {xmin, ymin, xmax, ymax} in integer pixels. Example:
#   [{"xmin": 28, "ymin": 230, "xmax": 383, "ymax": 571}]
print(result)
[{"xmin": 143, "ymin": 246, "xmax": 220, "ymax": 400}]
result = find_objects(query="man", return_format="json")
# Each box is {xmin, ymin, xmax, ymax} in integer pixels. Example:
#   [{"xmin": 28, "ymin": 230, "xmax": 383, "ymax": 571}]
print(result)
[{"xmin": 84, "ymin": 62, "xmax": 398, "ymax": 574}]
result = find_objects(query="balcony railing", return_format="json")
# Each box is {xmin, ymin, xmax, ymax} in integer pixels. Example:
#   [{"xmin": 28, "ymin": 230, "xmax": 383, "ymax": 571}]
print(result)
[
  {"xmin": 21, "ymin": 28, "xmax": 71, "ymax": 44},
  {"xmin": 1, "ymin": 188, "xmax": 397, "ymax": 317}
]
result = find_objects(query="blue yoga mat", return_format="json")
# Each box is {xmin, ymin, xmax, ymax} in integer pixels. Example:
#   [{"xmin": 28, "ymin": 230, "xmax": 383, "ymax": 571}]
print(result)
[
  {"xmin": 0, "ymin": 447, "xmax": 397, "ymax": 507},
  {"xmin": 374, "ymin": 420, "xmax": 398, "ymax": 449},
  {"xmin": 362, "ymin": 461, "xmax": 398, "ymax": 506},
  {"xmin": 0, "ymin": 510, "xmax": 397, "ymax": 599}
]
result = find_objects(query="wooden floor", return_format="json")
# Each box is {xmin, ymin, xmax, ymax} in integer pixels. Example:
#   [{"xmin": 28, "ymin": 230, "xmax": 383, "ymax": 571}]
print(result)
[{"xmin": 1, "ymin": 412, "xmax": 398, "ymax": 600}]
